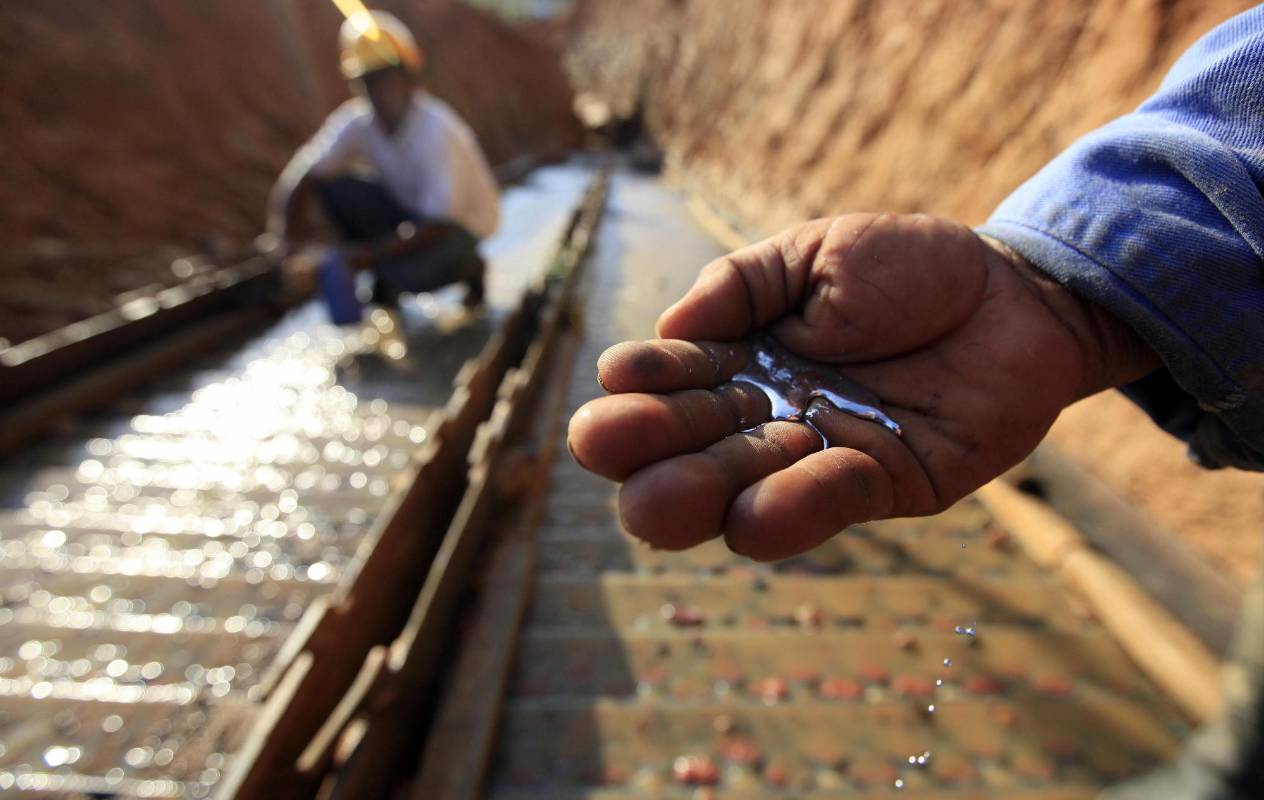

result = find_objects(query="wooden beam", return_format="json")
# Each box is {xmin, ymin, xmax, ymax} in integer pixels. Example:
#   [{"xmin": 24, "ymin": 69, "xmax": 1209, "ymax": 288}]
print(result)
[{"xmin": 976, "ymin": 479, "xmax": 1224, "ymax": 723}]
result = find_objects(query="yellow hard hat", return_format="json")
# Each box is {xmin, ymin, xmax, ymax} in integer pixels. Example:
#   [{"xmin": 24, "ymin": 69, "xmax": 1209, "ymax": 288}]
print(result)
[{"xmin": 338, "ymin": 10, "xmax": 423, "ymax": 79}]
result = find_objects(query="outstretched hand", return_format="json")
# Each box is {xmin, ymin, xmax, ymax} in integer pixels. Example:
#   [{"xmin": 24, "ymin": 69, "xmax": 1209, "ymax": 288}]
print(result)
[{"xmin": 567, "ymin": 214, "xmax": 1156, "ymax": 561}]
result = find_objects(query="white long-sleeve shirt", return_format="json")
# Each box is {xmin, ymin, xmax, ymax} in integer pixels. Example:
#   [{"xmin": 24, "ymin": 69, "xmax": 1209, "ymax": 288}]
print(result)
[{"xmin": 282, "ymin": 91, "xmax": 501, "ymax": 239}]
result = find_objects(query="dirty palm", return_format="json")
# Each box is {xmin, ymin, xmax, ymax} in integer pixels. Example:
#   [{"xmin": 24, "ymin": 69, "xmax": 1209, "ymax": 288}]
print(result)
[{"xmin": 567, "ymin": 212, "xmax": 1153, "ymax": 561}]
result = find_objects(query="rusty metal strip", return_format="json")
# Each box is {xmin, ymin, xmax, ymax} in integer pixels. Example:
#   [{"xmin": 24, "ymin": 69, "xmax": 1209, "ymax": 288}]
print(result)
[
  {"xmin": 295, "ymin": 645, "xmax": 389, "ymax": 778},
  {"xmin": 217, "ymin": 650, "xmax": 316, "ymax": 799},
  {"xmin": 409, "ymin": 327, "xmax": 584, "ymax": 800},
  {"xmin": 0, "ymin": 258, "xmax": 277, "ymax": 406}
]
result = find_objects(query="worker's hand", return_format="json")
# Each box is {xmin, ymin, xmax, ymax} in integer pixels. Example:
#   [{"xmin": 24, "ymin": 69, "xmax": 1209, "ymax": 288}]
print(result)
[
  {"xmin": 567, "ymin": 214, "xmax": 1157, "ymax": 560},
  {"xmin": 279, "ymin": 248, "xmax": 319, "ymax": 295},
  {"xmin": 256, "ymin": 230, "xmax": 302, "ymax": 267}
]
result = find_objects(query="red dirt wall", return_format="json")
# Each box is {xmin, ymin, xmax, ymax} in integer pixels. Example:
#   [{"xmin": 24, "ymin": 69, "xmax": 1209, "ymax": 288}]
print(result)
[{"xmin": 0, "ymin": 0, "xmax": 580, "ymax": 343}]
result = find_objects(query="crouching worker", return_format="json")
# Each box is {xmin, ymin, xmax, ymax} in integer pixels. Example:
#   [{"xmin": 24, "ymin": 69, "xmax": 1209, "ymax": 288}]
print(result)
[{"xmin": 268, "ymin": 10, "xmax": 500, "ymax": 322}]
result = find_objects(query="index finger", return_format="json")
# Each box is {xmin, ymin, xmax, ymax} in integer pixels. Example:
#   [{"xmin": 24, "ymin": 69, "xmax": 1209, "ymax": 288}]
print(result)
[
  {"xmin": 655, "ymin": 219, "xmax": 834, "ymax": 341},
  {"xmin": 597, "ymin": 339, "xmax": 748, "ymax": 394}
]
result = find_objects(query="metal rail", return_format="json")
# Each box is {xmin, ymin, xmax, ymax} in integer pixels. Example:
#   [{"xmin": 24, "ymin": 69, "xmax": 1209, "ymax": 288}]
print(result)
[{"xmin": 0, "ymin": 258, "xmax": 280, "ymax": 456}]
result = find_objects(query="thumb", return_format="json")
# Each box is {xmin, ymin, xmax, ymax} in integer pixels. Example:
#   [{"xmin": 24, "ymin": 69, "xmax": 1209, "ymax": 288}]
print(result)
[{"xmin": 769, "ymin": 214, "xmax": 990, "ymax": 362}]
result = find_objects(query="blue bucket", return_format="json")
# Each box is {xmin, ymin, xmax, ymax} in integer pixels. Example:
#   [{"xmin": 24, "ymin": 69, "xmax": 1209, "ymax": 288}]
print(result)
[{"xmin": 320, "ymin": 250, "xmax": 363, "ymax": 325}]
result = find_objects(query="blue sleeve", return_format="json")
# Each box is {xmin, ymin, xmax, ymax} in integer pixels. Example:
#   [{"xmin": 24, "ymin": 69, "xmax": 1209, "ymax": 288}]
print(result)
[{"xmin": 977, "ymin": 7, "xmax": 1264, "ymax": 471}]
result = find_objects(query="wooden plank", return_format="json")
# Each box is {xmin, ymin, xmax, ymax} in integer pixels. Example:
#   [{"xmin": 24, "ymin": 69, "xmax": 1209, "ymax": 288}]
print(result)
[
  {"xmin": 976, "ymin": 479, "xmax": 1223, "ymax": 722},
  {"xmin": 308, "ymin": 468, "xmax": 501, "ymax": 800},
  {"xmin": 1060, "ymin": 548, "xmax": 1224, "ymax": 723},
  {"xmin": 296, "ymin": 646, "xmax": 388, "ymax": 778},
  {"xmin": 392, "ymin": 464, "xmax": 501, "ymax": 685},
  {"xmin": 407, "ymin": 327, "xmax": 586, "ymax": 800},
  {"xmin": 408, "ymin": 528, "xmax": 535, "ymax": 800},
  {"xmin": 324, "ymin": 463, "xmax": 526, "ymax": 800},
  {"xmin": 217, "ymin": 651, "xmax": 317, "ymax": 800},
  {"xmin": 976, "ymin": 480, "xmax": 1082, "ymax": 570},
  {"xmin": 1010, "ymin": 444, "xmax": 1242, "ymax": 654},
  {"xmin": 253, "ymin": 598, "xmax": 332, "ymax": 701}
]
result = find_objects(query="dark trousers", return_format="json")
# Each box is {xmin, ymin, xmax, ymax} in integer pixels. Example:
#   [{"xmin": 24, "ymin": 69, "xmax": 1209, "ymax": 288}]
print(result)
[{"xmin": 315, "ymin": 175, "xmax": 484, "ymax": 304}]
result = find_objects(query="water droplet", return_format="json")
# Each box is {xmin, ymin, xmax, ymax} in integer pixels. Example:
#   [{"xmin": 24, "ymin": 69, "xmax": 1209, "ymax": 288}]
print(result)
[
  {"xmin": 927, "ymin": 704, "xmax": 936, "ymax": 713},
  {"xmin": 943, "ymin": 658, "xmax": 952, "ymax": 667},
  {"xmin": 43, "ymin": 746, "xmax": 72, "ymax": 767},
  {"xmin": 954, "ymin": 624, "xmax": 977, "ymax": 637},
  {"xmin": 894, "ymin": 778, "xmax": 905, "ymax": 790},
  {"xmin": 935, "ymin": 678, "xmax": 943, "ymax": 686},
  {"xmin": 961, "ymin": 542, "xmax": 967, "ymax": 549}
]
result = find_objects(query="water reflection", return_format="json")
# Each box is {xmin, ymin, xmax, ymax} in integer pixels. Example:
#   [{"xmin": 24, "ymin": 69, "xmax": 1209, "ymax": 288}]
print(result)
[{"xmin": 0, "ymin": 314, "xmax": 421, "ymax": 790}]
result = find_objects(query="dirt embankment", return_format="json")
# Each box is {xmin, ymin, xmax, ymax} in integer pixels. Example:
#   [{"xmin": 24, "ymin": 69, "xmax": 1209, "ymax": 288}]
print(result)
[
  {"xmin": 1, "ymin": 0, "xmax": 580, "ymax": 344},
  {"xmin": 567, "ymin": 0, "xmax": 1263, "ymax": 586}
]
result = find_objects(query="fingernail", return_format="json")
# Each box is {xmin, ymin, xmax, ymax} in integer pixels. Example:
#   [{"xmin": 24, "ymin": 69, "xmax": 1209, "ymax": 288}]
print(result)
[{"xmin": 566, "ymin": 435, "xmax": 590, "ymax": 470}]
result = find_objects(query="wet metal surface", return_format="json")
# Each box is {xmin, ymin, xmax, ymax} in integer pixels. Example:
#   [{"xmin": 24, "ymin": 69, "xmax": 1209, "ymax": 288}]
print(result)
[
  {"xmin": 486, "ymin": 171, "xmax": 1190, "ymax": 799},
  {"xmin": 0, "ymin": 314, "xmax": 402, "ymax": 798},
  {"xmin": 0, "ymin": 163, "xmax": 593, "ymax": 797}
]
